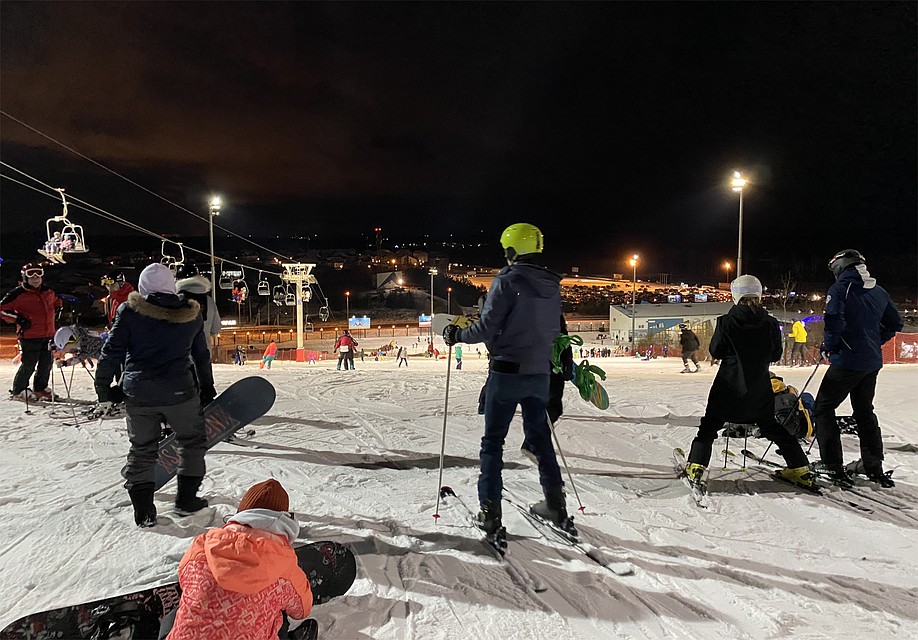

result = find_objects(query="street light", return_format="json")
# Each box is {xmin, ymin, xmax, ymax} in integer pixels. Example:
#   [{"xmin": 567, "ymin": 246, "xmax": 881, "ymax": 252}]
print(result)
[
  {"xmin": 208, "ymin": 196, "xmax": 221, "ymax": 297},
  {"xmin": 731, "ymin": 171, "xmax": 747, "ymax": 276},
  {"xmin": 345, "ymin": 291, "xmax": 350, "ymax": 321},
  {"xmin": 629, "ymin": 254, "xmax": 638, "ymax": 354},
  {"xmin": 429, "ymin": 267, "xmax": 438, "ymax": 338},
  {"xmin": 723, "ymin": 261, "xmax": 732, "ymax": 284},
  {"xmin": 447, "ymin": 287, "xmax": 452, "ymax": 314}
]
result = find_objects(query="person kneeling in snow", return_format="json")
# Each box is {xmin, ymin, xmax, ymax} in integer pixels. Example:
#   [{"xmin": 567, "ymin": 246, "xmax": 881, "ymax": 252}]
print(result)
[{"xmin": 163, "ymin": 479, "xmax": 313, "ymax": 640}]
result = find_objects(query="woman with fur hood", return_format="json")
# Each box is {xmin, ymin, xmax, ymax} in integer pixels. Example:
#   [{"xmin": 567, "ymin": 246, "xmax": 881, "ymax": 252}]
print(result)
[{"xmin": 95, "ymin": 263, "xmax": 216, "ymax": 527}]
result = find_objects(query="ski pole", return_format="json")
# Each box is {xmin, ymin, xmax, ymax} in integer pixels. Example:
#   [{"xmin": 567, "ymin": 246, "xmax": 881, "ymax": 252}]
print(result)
[
  {"xmin": 762, "ymin": 361, "xmax": 822, "ymax": 460},
  {"xmin": 433, "ymin": 345, "xmax": 454, "ymax": 521},
  {"xmin": 723, "ymin": 434, "xmax": 730, "ymax": 469},
  {"xmin": 546, "ymin": 411, "xmax": 585, "ymax": 513}
]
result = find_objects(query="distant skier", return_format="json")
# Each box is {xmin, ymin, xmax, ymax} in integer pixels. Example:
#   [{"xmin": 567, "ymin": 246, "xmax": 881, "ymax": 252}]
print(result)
[
  {"xmin": 233, "ymin": 345, "xmax": 246, "ymax": 366},
  {"xmin": 679, "ymin": 323, "xmax": 700, "ymax": 373},
  {"xmin": 680, "ymin": 275, "xmax": 816, "ymax": 491},
  {"xmin": 101, "ymin": 272, "xmax": 135, "ymax": 326},
  {"xmin": 1, "ymin": 263, "xmax": 62, "ymax": 401},
  {"xmin": 95, "ymin": 263, "xmax": 215, "ymax": 527},
  {"xmin": 334, "ymin": 330, "xmax": 358, "ymax": 370},
  {"xmin": 261, "ymin": 341, "xmax": 277, "ymax": 370},
  {"xmin": 397, "ymin": 344, "xmax": 409, "ymax": 367},
  {"xmin": 175, "ymin": 264, "xmax": 222, "ymax": 357},
  {"xmin": 443, "ymin": 223, "xmax": 574, "ymax": 538},
  {"xmin": 790, "ymin": 319, "xmax": 809, "ymax": 367},
  {"xmin": 454, "ymin": 344, "xmax": 463, "ymax": 369},
  {"xmin": 162, "ymin": 479, "xmax": 313, "ymax": 640},
  {"xmin": 813, "ymin": 250, "xmax": 902, "ymax": 487}
]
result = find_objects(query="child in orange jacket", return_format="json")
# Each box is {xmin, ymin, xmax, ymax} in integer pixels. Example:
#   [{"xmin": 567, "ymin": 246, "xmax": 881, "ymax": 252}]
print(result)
[
  {"xmin": 261, "ymin": 341, "xmax": 278, "ymax": 370},
  {"xmin": 165, "ymin": 479, "xmax": 312, "ymax": 640}
]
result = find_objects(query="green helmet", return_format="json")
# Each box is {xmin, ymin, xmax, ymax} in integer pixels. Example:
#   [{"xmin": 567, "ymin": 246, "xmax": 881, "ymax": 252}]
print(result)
[{"xmin": 500, "ymin": 223, "xmax": 543, "ymax": 263}]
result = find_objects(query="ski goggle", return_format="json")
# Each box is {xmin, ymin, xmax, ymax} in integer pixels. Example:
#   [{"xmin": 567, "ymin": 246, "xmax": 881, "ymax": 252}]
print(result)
[{"xmin": 23, "ymin": 268, "xmax": 44, "ymax": 278}]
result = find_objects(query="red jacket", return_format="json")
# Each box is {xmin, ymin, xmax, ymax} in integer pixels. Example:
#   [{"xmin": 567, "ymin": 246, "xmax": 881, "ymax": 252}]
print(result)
[
  {"xmin": 0, "ymin": 285, "xmax": 61, "ymax": 339},
  {"xmin": 169, "ymin": 520, "xmax": 312, "ymax": 640},
  {"xmin": 107, "ymin": 282, "xmax": 134, "ymax": 323},
  {"xmin": 334, "ymin": 334, "xmax": 357, "ymax": 351}
]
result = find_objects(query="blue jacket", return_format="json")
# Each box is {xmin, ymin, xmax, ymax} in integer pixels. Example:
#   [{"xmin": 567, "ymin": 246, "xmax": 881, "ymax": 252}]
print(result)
[
  {"xmin": 823, "ymin": 265, "xmax": 902, "ymax": 371},
  {"xmin": 96, "ymin": 292, "xmax": 214, "ymax": 406},
  {"xmin": 457, "ymin": 261, "xmax": 561, "ymax": 375}
]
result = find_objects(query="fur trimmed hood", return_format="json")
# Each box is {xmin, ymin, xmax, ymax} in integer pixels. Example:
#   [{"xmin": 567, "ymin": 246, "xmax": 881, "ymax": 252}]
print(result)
[{"xmin": 126, "ymin": 291, "xmax": 201, "ymax": 323}]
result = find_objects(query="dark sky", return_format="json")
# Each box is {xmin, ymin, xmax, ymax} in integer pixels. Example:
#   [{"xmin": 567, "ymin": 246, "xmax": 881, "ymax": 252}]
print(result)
[{"xmin": 1, "ymin": 2, "xmax": 915, "ymax": 282}]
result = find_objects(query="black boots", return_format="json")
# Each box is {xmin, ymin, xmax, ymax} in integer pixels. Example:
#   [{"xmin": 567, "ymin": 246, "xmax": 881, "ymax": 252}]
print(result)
[
  {"xmin": 128, "ymin": 483, "xmax": 157, "ymax": 528},
  {"xmin": 476, "ymin": 499, "xmax": 502, "ymax": 536},
  {"xmin": 530, "ymin": 485, "xmax": 569, "ymax": 526},
  {"xmin": 175, "ymin": 475, "xmax": 208, "ymax": 514}
]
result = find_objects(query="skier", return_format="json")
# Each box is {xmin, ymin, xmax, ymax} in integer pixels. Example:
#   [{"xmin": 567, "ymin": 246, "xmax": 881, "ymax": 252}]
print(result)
[
  {"xmin": 397, "ymin": 344, "xmax": 409, "ymax": 367},
  {"xmin": 1, "ymin": 263, "xmax": 62, "ymax": 401},
  {"xmin": 681, "ymin": 275, "xmax": 816, "ymax": 491},
  {"xmin": 233, "ymin": 345, "xmax": 246, "ymax": 366},
  {"xmin": 813, "ymin": 250, "xmax": 902, "ymax": 487},
  {"xmin": 261, "ymin": 341, "xmax": 278, "ymax": 370},
  {"xmin": 454, "ymin": 343, "xmax": 463, "ymax": 369},
  {"xmin": 95, "ymin": 263, "xmax": 215, "ymax": 527},
  {"xmin": 679, "ymin": 323, "xmax": 700, "ymax": 372},
  {"xmin": 334, "ymin": 330, "xmax": 357, "ymax": 370},
  {"xmin": 790, "ymin": 319, "xmax": 809, "ymax": 367},
  {"xmin": 162, "ymin": 479, "xmax": 313, "ymax": 640},
  {"xmin": 101, "ymin": 272, "xmax": 135, "ymax": 326},
  {"xmin": 175, "ymin": 264, "xmax": 222, "ymax": 357},
  {"xmin": 442, "ymin": 223, "xmax": 573, "ymax": 537}
]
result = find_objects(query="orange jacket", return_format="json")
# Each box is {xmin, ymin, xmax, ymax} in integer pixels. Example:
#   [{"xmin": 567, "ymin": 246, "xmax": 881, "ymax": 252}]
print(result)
[
  {"xmin": 107, "ymin": 282, "xmax": 134, "ymax": 323},
  {"xmin": 169, "ymin": 520, "xmax": 312, "ymax": 640},
  {"xmin": 263, "ymin": 342, "xmax": 277, "ymax": 357},
  {"xmin": 0, "ymin": 285, "xmax": 61, "ymax": 339}
]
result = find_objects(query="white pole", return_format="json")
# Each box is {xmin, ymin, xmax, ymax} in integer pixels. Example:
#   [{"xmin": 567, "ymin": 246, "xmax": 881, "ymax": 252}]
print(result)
[
  {"xmin": 737, "ymin": 189, "xmax": 744, "ymax": 277},
  {"xmin": 630, "ymin": 263, "xmax": 636, "ymax": 352}
]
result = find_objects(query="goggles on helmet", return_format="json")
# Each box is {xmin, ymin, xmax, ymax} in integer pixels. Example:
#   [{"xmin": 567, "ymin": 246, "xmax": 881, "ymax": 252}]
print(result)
[{"xmin": 24, "ymin": 267, "xmax": 44, "ymax": 278}]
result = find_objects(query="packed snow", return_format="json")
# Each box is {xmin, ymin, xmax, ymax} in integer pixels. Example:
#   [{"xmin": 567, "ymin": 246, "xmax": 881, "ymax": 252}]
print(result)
[{"xmin": 1, "ymin": 347, "xmax": 917, "ymax": 639}]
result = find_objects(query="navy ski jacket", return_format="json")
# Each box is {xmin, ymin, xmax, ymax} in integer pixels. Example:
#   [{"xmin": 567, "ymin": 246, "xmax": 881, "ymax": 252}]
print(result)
[
  {"xmin": 822, "ymin": 265, "xmax": 902, "ymax": 371},
  {"xmin": 456, "ymin": 261, "xmax": 561, "ymax": 375}
]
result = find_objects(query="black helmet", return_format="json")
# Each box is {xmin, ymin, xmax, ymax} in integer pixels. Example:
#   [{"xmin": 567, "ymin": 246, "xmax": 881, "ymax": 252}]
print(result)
[
  {"xmin": 828, "ymin": 249, "xmax": 865, "ymax": 278},
  {"xmin": 679, "ymin": 323, "xmax": 688, "ymax": 331},
  {"xmin": 174, "ymin": 263, "xmax": 200, "ymax": 280},
  {"xmin": 21, "ymin": 262, "xmax": 44, "ymax": 279}
]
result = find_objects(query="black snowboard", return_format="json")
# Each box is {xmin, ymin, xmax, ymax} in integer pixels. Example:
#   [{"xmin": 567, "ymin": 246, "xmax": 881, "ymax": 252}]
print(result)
[
  {"xmin": 154, "ymin": 376, "xmax": 276, "ymax": 490},
  {"xmin": 0, "ymin": 541, "xmax": 357, "ymax": 640}
]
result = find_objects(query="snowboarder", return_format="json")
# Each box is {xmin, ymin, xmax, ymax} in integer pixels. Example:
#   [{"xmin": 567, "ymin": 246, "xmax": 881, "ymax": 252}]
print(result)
[
  {"xmin": 442, "ymin": 223, "xmax": 573, "ymax": 537},
  {"xmin": 1, "ymin": 263, "xmax": 62, "ymax": 401},
  {"xmin": 397, "ymin": 344, "xmax": 409, "ymax": 367},
  {"xmin": 95, "ymin": 263, "xmax": 215, "ymax": 527},
  {"xmin": 261, "ymin": 341, "xmax": 277, "ymax": 370},
  {"xmin": 679, "ymin": 323, "xmax": 700, "ymax": 372},
  {"xmin": 334, "ymin": 330, "xmax": 357, "ymax": 370},
  {"xmin": 162, "ymin": 478, "xmax": 313, "ymax": 640},
  {"xmin": 175, "ymin": 264, "xmax": 222, "ymax": 357},
  {"xmin": 101, "ymin": 272, "xmax": 135, "ymax": 326},
  {"xmin": 813, "ymin": 250, "xmax": 902, "ymax": 487},
  {"xmin": 681, "ymin": 275, "xmax": 816, "ymax": 491},
  {"xmin": 790, "ymin": 319, "xmax": 809, "ymax": 367},
  {"xmin": 454, "ymin": 344, "xmax": 463, "ymax": 369}
]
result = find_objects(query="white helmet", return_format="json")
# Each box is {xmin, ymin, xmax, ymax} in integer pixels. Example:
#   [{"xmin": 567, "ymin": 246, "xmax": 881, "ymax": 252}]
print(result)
[{"xmin": 731, "ymin": 275, "xmax": 763, "ymax": 305}]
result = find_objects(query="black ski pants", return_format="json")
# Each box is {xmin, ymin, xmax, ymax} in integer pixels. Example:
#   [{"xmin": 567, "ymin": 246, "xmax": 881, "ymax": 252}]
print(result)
[
  {"xmin": 814, "ymin": 366, "xmax": 883, "ymax": 473},
  {"xmin": 13, "ymin": 337, "xmax": 53, "ymax": 394},
  {"xmin": 791, "ymin": 342, "xmax": 808, "ymax": 366},
  {"xmin": 688, "ymin": 412, "xmax": 808, "ymax": 469},
  {"xmin": 122, "ymin": 397, "xmax": 206, "ymax": 490}
]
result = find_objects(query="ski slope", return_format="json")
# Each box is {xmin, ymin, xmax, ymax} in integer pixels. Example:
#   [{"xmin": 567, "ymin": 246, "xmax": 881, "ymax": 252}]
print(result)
[{"xmin": 1, "ymin": 353, "xmax": 917, "ymax": 639}]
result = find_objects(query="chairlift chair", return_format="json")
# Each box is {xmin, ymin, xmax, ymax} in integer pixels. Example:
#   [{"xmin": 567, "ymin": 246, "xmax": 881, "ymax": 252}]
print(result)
[
  {"xmin": 160, "ymin": 241, "xmax": 185, "ymax": 274},
  {"xmin": 257, "ymin": 272, "xmax": 270, "ymax": 296},
  {"xmin": 318, "ymin": 298, "xmax": 330, "ymax": 322},
  {"xmin": 232, "ymin": 278, "xmax": 249, "ymax": 304},
  {"xmin": 272, "ymin": 285, "xmax": 286, "ymax": 306},
  {"xmin": 284, "ymin": 284, "xmax": 296, "ymax": 306},
  {"xmin": 40, "ymin": 189, "xmax": 88, "ymax": 262},
  {"xmin": 218, "ymin": 263, "xmax": 234, "ymax": 290}
]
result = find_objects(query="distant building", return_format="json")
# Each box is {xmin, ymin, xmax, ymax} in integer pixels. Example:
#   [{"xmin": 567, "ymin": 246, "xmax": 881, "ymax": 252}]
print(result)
[{"xmin": 608, "ymin": 302, "xmax": 734, "ymax": 342}]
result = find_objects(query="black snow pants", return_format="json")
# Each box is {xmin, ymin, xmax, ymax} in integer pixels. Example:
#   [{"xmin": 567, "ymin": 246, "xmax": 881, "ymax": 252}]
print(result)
[
  {"xmin": 12, "ymin": 337, "xmax": 53, "ymax": 394},
  {"xmin": 688, "ymin": 411, "xmax": 808, "ymax": 469},
  {"xmin": 814, "ymin": 366, "xmax": 883, "ymax": 474}
]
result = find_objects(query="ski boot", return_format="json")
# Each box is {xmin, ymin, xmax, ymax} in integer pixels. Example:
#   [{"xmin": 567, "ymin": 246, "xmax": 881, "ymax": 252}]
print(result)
[
  {"xmin": 476, "ymin": 499, "xmax": 503, "ymax": 537},
  {"xmin": 681, "ymin": 365, "xmax": 692, "ymax": 373},
  {"xmin": 684, "ymin": 463, "xmax": 706, "ymax": 487},
  {"xmin": 531, "ymin": 486, "xmax": 578, "ymax": 539},
  {"xmin": 778, "ymin": 466, "xmax": 818, "ymax": 490},
  {"xmin": 175, "ymin": 475, "xmax": 208, "ymax": 515},
  {"xmin": 814, "ymin": 462, "xmax": 854, "ymax": 488},
  {"xmin": 32, "ymin": 388, "xmax": 61, "ymax": 402},
  {"xmin": 128, "ymin": 483, "xmax": 157, "ymax": 528}
]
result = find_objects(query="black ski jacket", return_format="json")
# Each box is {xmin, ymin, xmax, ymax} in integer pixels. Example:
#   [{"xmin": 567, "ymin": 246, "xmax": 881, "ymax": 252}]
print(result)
[
  {"xmin": 96, "ymin": 292, "xmax": 214, "ymax": 407},
  {"xmin": 679, "ymin": 329, "xmax": 700, "ymax": 352},
  {"xmin": 705, "ymin": 304, "xmax": 782, "ymax": 423}
]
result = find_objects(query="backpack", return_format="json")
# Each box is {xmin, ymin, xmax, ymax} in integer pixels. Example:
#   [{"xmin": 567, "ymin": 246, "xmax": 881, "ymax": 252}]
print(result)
[{"xmin": 770, "ymin": 374, "xmax": 813, "ymax": 439}]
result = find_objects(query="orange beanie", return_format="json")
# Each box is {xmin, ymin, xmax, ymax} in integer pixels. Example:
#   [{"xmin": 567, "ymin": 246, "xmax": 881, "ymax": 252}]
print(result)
[{"xmin": 238, "ymin": 478, "xmax": 289, "ymax": 513}]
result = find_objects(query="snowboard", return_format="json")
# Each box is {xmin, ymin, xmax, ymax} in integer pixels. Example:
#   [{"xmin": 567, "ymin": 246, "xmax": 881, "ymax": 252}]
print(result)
[
  {"xmin": 154, "ymin": 376, "xmax": 275, "ymax": 490},
  {"xmin": 0, "ymin": 541, "xmax": 356, "ymax": 640}
]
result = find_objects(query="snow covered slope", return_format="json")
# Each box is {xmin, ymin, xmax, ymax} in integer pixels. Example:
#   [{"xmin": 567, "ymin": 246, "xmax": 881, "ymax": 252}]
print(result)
[{"xmin": 1, "ymin": 356, "xmax": 916, "ymax": 638}]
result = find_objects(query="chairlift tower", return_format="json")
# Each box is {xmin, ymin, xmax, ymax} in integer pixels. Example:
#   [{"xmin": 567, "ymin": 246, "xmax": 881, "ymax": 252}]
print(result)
[{"xmin": 281, "ymin": 263, "xmax": 317, "ymax": 362}]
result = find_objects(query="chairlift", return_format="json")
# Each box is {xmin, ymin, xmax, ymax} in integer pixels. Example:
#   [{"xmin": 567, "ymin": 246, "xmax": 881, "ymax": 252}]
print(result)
[
  {"xmin": 284, "ymin": 283, "xmax": 296, "ymax": 306},
  {"xmin": 231, "ymin": 278, "xmax": 249, "ymax": 304},
  {"xmin": 301, "ymin": 286, "xmax": 312, "ymax": 303},
  {"xmin": 318, "ymin": 298, "xmax": 330, "ymax": 322},
  {"xmin": 159, "ymin": 241, "xmax": 185, "ymax": 274},
  {"xmin": 257, "ymin": 272, "xmax": 270, "ymax": 296},
  {"xmin": 39, "ymin": 189, "xmax": 88, "ymax": 262},
  {"xmin": 218, "ymin": 263, "xmax": 234, "ymax": 290},
  {"xmin": 272, "ymin": 285, "xmax": 286, "ymax": 306}
]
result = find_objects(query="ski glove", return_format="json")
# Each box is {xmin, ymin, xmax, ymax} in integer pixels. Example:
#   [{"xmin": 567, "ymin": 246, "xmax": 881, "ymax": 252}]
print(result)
[
  {"xmin": 443, "ymin": 324, "xmax": 462, "ymax": 347},
  {"xmin": 200, "ymin": 384, "xmax": 217, "ymax": 407}
]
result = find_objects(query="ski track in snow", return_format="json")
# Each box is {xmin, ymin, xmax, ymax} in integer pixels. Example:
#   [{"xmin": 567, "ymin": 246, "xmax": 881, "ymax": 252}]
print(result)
[{"xmin": 1, "ymin": 356, "xmax": 917, "ymax": 639}]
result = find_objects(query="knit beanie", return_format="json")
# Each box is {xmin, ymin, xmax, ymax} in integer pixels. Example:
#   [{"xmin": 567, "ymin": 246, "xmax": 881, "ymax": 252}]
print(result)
[
  {"xmin": 138, "ymin": 263, "xmax": 177, "ymax": 297},
  {"xmin": 238, "ymin": 478, "xmax": 289, "ymax": 513}
]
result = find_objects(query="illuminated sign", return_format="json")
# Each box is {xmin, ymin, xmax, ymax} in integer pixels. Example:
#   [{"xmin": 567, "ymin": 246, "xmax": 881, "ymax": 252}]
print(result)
[
  {"xmin": 418, "ymin": 314, "xmax": 432, "ymax": 328},
  {"xmin": 349, "ymin": 317, "xmax": 371, "ymax": 329}
]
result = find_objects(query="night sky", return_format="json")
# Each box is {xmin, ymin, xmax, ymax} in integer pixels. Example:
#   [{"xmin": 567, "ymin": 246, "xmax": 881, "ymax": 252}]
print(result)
[{"xmin": 1, "ymin": 3, "xmax": 915, "ymax": 283}]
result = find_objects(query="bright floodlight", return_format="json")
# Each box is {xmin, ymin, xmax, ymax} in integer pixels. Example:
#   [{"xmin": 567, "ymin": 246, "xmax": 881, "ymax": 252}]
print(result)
[
  {"xmin": 731, "ymin": 172, "xmax": 746, "ymax": 192},
  {"xmin": 210, "ymin": 196, "xmax": 221, "ymax": 207}
]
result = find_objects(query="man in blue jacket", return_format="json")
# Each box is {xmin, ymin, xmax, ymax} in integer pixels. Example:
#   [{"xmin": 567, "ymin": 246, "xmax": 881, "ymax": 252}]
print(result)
[
  {"xmin": 443, "ymin": 223, "xmax": 575, "ymax": 539},
  {"xmin": 814, "ymin": 250, "xmax": 902, "ymax": 487},
  {"xmin": 96, "ymin": 263, "xmax": 216, "ymax": 526}
]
